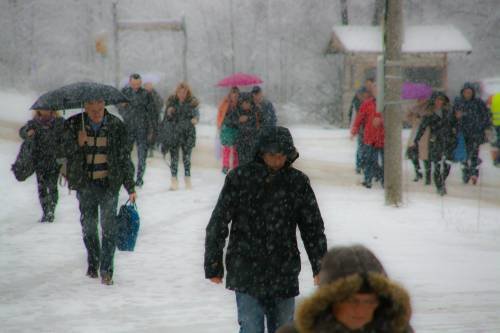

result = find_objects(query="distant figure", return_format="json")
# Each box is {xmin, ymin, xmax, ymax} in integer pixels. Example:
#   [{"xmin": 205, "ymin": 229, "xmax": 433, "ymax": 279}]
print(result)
[
  {"xmin": 205, "ymin": 126, "xmax": 327, "ymax": 333},
  {"xmin": 453, "ymin": 82, "xmax": 491, "ymax": 184},
  {"xmin": 277, "ymin": 245, "xmax": 413, "ymax": 333},
  {"xmin": 19, "ymin": 109, "xmax": 64, "ymax": 222},
  {"xmin": 489, "ymin": 92, "xmax": 500, "ymax": 165},
  {"xmin": 164, "ymin": 82, "xmax": 200, "ymax": 190},
  {"xmin": 349, "ymin": 85, "xmax": 372, "ymax": 174},
  {"xmin": 118, "ymin": 73, "xmax": 154, "ymax": 187},
  {"xmin": 252, "ymin": 86, "xmax": 277, "ymax": 127},
  {"xmin": 64, "ymin": 99, "xmax": 136, "ymax": 285},
  {"xmin": 217, "ymin": 86, "xmax": 240, "ymax": 174},
  {"xmin": 143, "ymin": 80, "xmax": 164, "ymax": 158}
]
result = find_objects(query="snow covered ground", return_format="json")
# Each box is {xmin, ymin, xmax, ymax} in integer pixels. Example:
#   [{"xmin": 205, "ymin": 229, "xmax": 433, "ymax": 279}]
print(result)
[{"xmin": 1, "ymin": 91, "xmax": 499, "ymax": 332}]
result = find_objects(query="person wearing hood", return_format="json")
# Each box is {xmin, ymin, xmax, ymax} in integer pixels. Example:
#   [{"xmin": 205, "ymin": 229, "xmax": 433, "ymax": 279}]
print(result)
[
  {"xmin": 452, "ymin": 82, "xmax": 491, "ymax": 184},
  {"xmin": 413, "ymin": 92, "xmax": 457, "ymax": 196},
  {"xmin": 19, "ymin": 109, "xmax": 65, "ymax": 222},
  {"xmin": 226, "ymin": 92, "xmax": 262, "ymax": 166},
  {"xmin": 277, "ymin": 245, "xmax": 413, "ymax": 333},
  {"xmin": 205, "ymin": 126, "xmax": 327, "ymax": 333}
]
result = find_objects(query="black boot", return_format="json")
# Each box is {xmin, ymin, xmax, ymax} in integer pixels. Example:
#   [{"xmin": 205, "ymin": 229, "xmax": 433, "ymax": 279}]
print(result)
[
  {"xmin": 413, "ymin": 170, "xmax": 423, "ymax": 182},
  {"xmin": 424, "ymin": 161, "xmax": 431, "ymax": 185}
]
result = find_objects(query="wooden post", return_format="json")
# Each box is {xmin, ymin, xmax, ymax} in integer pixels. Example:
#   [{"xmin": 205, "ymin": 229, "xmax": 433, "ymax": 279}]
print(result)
[{"xmin": 383, "ymin": 0, "xmax": 403, "ymax": 206}]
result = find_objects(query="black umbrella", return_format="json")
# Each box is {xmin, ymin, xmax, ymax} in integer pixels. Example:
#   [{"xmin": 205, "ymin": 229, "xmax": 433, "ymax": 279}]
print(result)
[{"xmin": 30, "ymin": 81, "xmax": 128, "ymax": 110}]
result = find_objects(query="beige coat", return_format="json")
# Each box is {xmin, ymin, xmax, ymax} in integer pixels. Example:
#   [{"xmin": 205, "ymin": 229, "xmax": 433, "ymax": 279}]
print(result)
[{"xmin": 406, "ymin": 103, "xmax": 430, "ymax": 161}]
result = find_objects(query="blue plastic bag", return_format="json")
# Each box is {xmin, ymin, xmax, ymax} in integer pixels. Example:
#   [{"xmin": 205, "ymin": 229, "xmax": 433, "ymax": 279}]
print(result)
[
  {"xmin": 454, "ymin": 132, "xmax": 467, "ymax": 162},
  {"xmin": 116, "ymin": 201, "xmax": 140, "ymax": 251}
]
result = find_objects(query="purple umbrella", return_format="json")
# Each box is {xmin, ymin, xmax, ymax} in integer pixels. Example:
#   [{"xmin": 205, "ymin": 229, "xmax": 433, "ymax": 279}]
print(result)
[
  {"xmin": 216, "ymin": 72, "xmax": 263, "ymax": 87},
  {"xmin": 401, "ymin": 82, "xmax": 433, "ymax": 100}
]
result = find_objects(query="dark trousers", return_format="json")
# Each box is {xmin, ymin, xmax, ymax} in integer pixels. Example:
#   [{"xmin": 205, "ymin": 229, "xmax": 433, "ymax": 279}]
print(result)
[
  {"xmin": 77, "ymin": 184, "xmax": 119, "ymax": 276},
  {"xmin": 235, "ymin": 292, "xmax": 294, "ymax": 333},
  {"xmin": 364, "ymin": 145, "xmax": 384, "ymax": 185},
  {"xmin": 356, "ymin": 134, "xmax": 367, "ymax": 172},
  {"xmin": 170, "ymin": 144, "xmax": 193, "ymax": 177},
  {"xmin": 128, "ymin": 129, "xmax": 148, "ymax": 182},
  {"xmin": 35, "ymin": 168, "xmax": 59, "ymax": 216},
  {"xmin": 433, "ymin": 159, "xmax": 451, "ymax": 190},
  {"xmin": 462, "ymin": 135, "xmax": 481, "ymax": 177}
]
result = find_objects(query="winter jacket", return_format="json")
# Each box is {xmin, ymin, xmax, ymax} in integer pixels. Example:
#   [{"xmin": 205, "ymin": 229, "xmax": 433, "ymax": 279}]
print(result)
[
  {"xmin": 118, "ymin": 86, "xmax": 154, "ymax": 136},
  {"xmin": 277, "ymin": 245, "xmax": 413, "ymax": 333},
  {"xmin": 405, "ymin": 103, "xmax": 430, "ymax": 160},
  {"xmin": 490, "ymin": 92, "xmax": 500, "ymax": 127},
  {"xmin": 414, "ymin": 92, "xmax": 457, "ymax": 162},
  {"xmin": 63, "ymin": 110, "xmax": 135, "ymax": 194},
  {"xmin": 218, "ymin": 97, "xmax": 239, "ymax": 146},
  {"xmin": 163, "ymin": 95, "xmax": 200, "ymax": 149},
  {"xmin": 257, "ymin": 98, "xmax": 277, "ymax": 127},
  {"xmin": 453, "ymin": 82, "xmax": 491, "ymax": 141},
  {"xmin": 351, "ymin": 98, "xmax": 384, "ymax": 148},
  {"xmin": 205, "ymin": 127, "xmax": 327, "ymax": 301},
  {"xmin": 148, "ymin": 89, "xmax": 164, "ymax": 142},
  {"xmin": 19, "ymin": 116, "xmax": 65, "ymax": 171}
]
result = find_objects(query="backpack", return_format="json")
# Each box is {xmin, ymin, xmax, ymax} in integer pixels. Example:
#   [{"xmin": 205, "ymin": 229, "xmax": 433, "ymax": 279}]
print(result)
[{"xmin": 11, "ymin": 139, "xmax": 35, "ymax": 181}]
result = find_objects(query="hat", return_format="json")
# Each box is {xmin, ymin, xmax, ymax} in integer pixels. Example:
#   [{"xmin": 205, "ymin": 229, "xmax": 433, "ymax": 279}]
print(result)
[{"xmin": 251, "ymin": 86, "xmax": 262, "ymax": 95}]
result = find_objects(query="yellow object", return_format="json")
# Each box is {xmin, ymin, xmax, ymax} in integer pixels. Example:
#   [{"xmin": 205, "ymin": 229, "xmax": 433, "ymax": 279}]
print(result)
[{"xmin": 491, "ymin": 93, "xmax": 500, "ymax": 126}]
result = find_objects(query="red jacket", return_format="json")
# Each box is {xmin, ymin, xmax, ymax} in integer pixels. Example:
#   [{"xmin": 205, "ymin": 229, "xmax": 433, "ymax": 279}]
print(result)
[{"xmin": 351, "ymin": 97, "xmax": 384, "ymax": 148}]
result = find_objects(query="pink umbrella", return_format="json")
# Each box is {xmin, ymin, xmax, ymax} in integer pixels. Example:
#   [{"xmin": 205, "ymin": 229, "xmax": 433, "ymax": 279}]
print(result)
[
  {"xmin": 216, "ymin": 72, "xmax": 263, "ymax": 87},
  {"xmin": 401, "ymin": 82, "xmax": 433, "ymax": 100}
]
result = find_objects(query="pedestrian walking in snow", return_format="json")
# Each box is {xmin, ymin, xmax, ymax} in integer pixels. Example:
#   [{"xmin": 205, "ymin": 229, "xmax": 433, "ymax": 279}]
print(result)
[
  {"xmin": 217, "ymin": 86, "xmax": 240, "ymax": 174},
  {"xmin": 351, "ymin": 84, "xmax": 384, "ymax": 189},
  {"xmin": 164, "ymin": 82, "xmax": 200, "ymax": 190},
  {"xmin": 143, "ymin": 80, "xmax": 164, "ymax": 158},
  {"xmin": 405, "ymin": 98, "xmax": 431, "ymax": 183},
  {"xmin": 487, "ymin": 92, "xmax": 500, "ymax": 166},
  {"xmin": 349, "ymin": 85, "xmax": 372, "ymax": 174},
  {"xmin": 118, "ymin": 73, "xmax": 155, "ymax": 187},
  {"xmin": 19, "ymin": 109, "xmax": 64, "ymax": 223},
  {"xmin": 252, "ymin": 86, "xmax": 277, "ymax": 127},
  {"xmin": 226, "ymin": 92, "xmax": 262, "ymax": 166},
  {"xmin": 64, "ymin": 99, "xmax": 136, "ymax": 285},
  {"xmin": 413, "ymin": 92, "xmax": 456, "ymax": 196},
  {"xmin": 453, "ymin": 82, "xmax": 491, "ymax": 185},
  {"xmin": 205, "ymin": 126, "xmax": 327, "ymax": 333},
  {"xmin": 277, "ymin": 245, "xmax": 413, "ymax": 333}
]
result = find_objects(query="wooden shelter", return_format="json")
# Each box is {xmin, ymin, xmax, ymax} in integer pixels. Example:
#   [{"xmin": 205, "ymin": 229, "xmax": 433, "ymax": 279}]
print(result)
[{"xmin": 326, "ymin": 25, "xmax": 472, "ymax": 126}]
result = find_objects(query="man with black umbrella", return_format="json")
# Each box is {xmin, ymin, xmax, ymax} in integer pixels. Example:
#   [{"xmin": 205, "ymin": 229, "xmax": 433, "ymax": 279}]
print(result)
[
  {"xmin": 119, "ymin": 73, "xmax": 154, "ymax": 187},
  {"xmin": 65, "ymin": 98, "xmax": 136, "ymax": 285},
  {"xmin": 205, "ymin": 126, "xmax": 327, "ymax": 332}
]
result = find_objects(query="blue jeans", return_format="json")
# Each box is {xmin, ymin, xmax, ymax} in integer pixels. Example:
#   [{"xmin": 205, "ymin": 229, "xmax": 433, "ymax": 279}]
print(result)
[
  {"xmin": 356, "ymin": 134, "xmax": 367, "ymax": 172},
  {"xmin": 236, "ymin": 292, "xmax": 295, "ymax": 333},
  {"xmin": 364, "ymin": 146, "xmax": 384, "ymax": 185}
]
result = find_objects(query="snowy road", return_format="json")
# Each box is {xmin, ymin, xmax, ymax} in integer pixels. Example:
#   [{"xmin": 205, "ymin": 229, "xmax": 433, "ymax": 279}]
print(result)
[{"xmin": 1, "ymin": 109, "xmax": 500, "ymax": 331}]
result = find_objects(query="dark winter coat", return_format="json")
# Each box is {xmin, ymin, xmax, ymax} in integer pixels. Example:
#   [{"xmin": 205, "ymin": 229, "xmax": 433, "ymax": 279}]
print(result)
[
  {"xmin": 118, "ymin": 86, "xmax": 154, "ymax": 136},
  {"xmin": 453, "ymin": 82, "xmax": 491, "ymax": 142},
  {"xmin": 257, "ymin": 98, "xmax": 277, "ymax": 127},
  {"xmin": 277, "ymin": 245, "xmax": 413, "ymax": 333},
  {"xmin": 63, "ymin": 110, "xmax": 135, "ymax": 194},
  {"xmin": 162, "ymin": 95, "xmax": 200, "ymax": 149},
  {"xmin": 148, "ymin": 89, "xmax": 164, "ymax": 143},
  {"xmin": 205, "ymin": 127, "xmax": 327, "ymax": 301},
  {"xmin": 415, "ymin": 101, "xmax": 457, "ymax": 162},
  {"xmin": 19, "ymin": 116, "xmax": 65, "ymax": 171}
]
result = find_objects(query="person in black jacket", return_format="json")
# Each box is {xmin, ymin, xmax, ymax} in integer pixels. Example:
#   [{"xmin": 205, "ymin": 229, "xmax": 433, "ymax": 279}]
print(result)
[
  {"xmin": 413, "ymin": 92, "xmax": 456, "ymax": 196},
  {"xmin": 118, "ymin": 73, "xmax": 154, "ymax": 187},
  {"xmin": 19, "ymin": 109, "xmax": 64, "ymax": 222},
  {"xmin": 205, "ymin": 126, "xmax": 327, "ymax": 333},
  {"xmin": 453, "ymin": 82, "xmax": 491, "ymax": 184},
  {"xmin": 64, "ymin": 99, "xmax": 136, "ymax": 285}
]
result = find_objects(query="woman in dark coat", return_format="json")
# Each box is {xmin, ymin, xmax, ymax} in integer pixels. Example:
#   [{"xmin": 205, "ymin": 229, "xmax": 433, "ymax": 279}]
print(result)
[
  {"xmin": 163, "ymin": 82, "xmax": 200, "ymax": 190},
  {"xmin": 277, "ymin": 245, "xmax": 413, "ymax": 333},
  {"xmin": 19, "ymin": 109, "xmax": 64, "ymax": 222},
  {"xmin": 413, "ymin": 92, "xmax": 457, "ymax": 196},
  {"xmin": 226, "ymin": 92, "xmax": 261, "ymax": 166}
]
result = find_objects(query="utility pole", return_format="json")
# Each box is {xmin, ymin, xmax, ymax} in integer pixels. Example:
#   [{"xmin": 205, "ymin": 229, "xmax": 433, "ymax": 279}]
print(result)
[
  {"xmin": 340, "ymin": 0, "xmax": 348, "ymax": 25},
  {"xmin": 383, "ymin": 0, "xmax": 403, "ymax": 206}
]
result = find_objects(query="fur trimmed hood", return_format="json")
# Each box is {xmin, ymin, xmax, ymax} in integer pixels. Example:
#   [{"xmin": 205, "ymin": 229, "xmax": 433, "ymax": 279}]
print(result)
[{"xmin": 293, "ymin": 245, "xmax": 412, "ymax": 333}]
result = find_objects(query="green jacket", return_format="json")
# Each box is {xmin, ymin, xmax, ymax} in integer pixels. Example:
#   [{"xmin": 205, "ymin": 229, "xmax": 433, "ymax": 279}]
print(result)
[{"xmin": 63, "ymin": 110, "xmax": 135, "ymax": 194}]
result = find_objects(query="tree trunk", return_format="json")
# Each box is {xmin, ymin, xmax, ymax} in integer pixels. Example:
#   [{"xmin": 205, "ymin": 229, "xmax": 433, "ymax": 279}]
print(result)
[{"xmin": 383, "ymin": 0, "xmax": 403, "ymax": 206}]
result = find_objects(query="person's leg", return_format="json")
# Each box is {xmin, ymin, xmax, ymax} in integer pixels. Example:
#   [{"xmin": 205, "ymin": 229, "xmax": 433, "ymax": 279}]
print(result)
[
  {"xmin": 77, "ymin": 188, "xmax": 100, "ymax": 276},
  {"xmin": 169, "ymin": 145, "xmax": 180, "ymax": 178},
  {"xmin": 363, "ymin": 145, "xmax": 375, "ymax": 187},
  {"xmin": 265, "ymin": 297, "xmax": 295, "ymax": 333},
  {"xmin": 423, "ymin": 160, "xmax": 432, "ymax": 185},
  {"xmin": 182, "ymin": 145, "xmax": 193, "ymax": 177},
  {"xmin": 469, "ymin": 139, "xmax": 481, "ymax": 178},
  {"xmin": 355, "ymin": 135, "xmax": 363, "ymax": 173},
  {"xmin": 433, "ymin": 161, "xmax": 443, "ymax": 194},
  {"xmin": 378, "ymin": 148, "xmax": 384, "ymax": 185},
  {"xmin": 235, "ymin": 292, "xmax": 265, "ymax": 333},
  {"xmin": 99, "ymin": 190, "xmax": 119, "ymax": 283},
  {"xmin": 35, "ymin": 170, "xmax": 49, "ymax": 221},
  {"xmin": 136, "ymin": 133, "xmax": 148, "ymax": 185},
  {"xmin": 45, "ymin": 168, "xmax": 59, "ymax": 221}
]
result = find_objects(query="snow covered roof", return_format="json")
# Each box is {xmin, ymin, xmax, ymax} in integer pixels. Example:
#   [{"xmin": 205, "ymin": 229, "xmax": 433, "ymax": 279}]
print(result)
[{"xmin": 329, "ymin": 25, "xmax": 472, "ymax": 54}]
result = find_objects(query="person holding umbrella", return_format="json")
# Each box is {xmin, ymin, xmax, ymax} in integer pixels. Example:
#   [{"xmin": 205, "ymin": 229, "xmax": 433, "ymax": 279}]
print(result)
[
  {"xmin": 63, "ymin": 85, "xmax": 136, "ymax": 285},
  {"xmin": 18, "ymin": 108, "xmax": 65, "ymax": 223}
]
